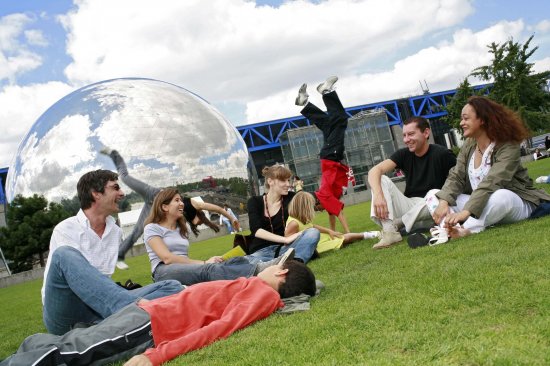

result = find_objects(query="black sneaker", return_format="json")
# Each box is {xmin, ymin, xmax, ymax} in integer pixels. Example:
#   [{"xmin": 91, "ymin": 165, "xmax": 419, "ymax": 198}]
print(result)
[{"xmin": 407, "ymin": 233, "xmax": 430, "ymax": 249}]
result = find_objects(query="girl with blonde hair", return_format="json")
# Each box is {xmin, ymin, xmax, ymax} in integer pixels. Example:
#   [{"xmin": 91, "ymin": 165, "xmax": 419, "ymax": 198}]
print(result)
[
  {"xmin": 285, "ymin": 191, "xmax": 379, "ymax": 253},
  {"xmin": 246, "ymin": 164, "xmax": 320, "ymax": 263}
]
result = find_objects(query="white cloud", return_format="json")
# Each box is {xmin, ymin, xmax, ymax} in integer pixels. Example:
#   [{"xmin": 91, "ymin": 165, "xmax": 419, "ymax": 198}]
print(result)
[
  {"xmin": 535, "ymin": 19, "xmax": 550, "ymax": 33},
  {"xmin": 0, "ymin": 14, "xmax": 43, "ymax": 82},
  {"xmin": 59, "ymin": 0, "xmax": 474, "ymax": 109},
  {"xmin": 533, "ymin": 56, "xmax": 550, "ymax": 73},
  {"xmin": 0, "ymin": 81, "xmax": 74, "ymax": 167},
  {"xmin": 24, "ymin": 29, "xmax": 48, "ymax": 47},
  {"xmin": 246, "ymin": 20, "xmax": 526, "ymax": 122}
]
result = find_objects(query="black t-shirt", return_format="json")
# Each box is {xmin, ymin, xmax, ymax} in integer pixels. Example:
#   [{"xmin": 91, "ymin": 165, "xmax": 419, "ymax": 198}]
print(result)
[
  {"xmin": 390, "ymin": 144, "xmax": 457, "ymax": 198},
  {"xmin": 247, "ymin": 191, "xmax": 295, "ymax": 254}
]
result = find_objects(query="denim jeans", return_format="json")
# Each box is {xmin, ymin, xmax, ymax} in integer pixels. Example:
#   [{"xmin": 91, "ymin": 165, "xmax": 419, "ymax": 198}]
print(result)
[
  {"xmin": 222, "ymin": 219, "xmax": 234, "ymax": 233},
  {"xmin": 43, "ymin": 246, "xmax": 182, "ymax": 335},
  {"xmin": 153, "ymin": 256, "xmax": 256, "ymax": 286},
  {"xmin": 247, "ymin": 228, "xmax": 320, "ymax": 264}
]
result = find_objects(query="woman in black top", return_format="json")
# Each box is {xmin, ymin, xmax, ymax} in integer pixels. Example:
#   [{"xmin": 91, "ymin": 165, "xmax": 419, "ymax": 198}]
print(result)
[{"xmin": 247, "ymin": 164, "xmax": 320, "ymax": 263}]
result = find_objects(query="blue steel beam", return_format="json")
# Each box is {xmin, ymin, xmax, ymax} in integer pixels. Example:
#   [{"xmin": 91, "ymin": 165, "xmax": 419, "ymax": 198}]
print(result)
[{"xmin": 238, "ymin": 84, "xmax": 491, "ymax": 152}]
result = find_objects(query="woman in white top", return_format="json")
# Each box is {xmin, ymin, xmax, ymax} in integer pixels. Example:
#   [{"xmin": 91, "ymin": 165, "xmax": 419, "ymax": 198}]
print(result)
[{"xmin": 424, "ymin": 96, "xmax": 550, "ymax": 241}]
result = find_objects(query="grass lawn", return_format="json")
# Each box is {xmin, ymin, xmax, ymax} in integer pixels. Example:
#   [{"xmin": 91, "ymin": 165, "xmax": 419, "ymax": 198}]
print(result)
[{"xmin": 1, "ymin": 159, "xmax": 549, "ymax": 365}]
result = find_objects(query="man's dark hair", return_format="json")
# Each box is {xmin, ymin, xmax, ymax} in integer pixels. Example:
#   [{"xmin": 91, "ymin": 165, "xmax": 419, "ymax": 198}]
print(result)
[
  {"xmin": 278, "ymin": 260, "xmax": 316, "ymax": 298},
  {"xmin": 403, "ymin": 116, "xmax": 430, "ymax": 133},
  {"xmin": 77, "ymin": 170, "xmax": 119, "ymax": 210}
]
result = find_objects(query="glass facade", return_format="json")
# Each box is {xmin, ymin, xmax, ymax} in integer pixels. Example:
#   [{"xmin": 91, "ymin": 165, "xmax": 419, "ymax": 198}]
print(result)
[{"xmin": 280, "ymin": 109, "xmax": 395, "ymax": 192}]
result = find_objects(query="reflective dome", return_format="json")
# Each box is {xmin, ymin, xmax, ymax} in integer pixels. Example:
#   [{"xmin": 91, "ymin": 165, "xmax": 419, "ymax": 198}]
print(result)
[{"xmin": 6, "ymin": 78, "xmax": 256, "ymax": 202}]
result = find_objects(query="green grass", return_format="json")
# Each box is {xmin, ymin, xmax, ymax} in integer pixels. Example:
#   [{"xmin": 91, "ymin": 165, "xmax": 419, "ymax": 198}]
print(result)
[{"xmin": 1, "ymin": 158, "xmax": 550, "ymax": 365}]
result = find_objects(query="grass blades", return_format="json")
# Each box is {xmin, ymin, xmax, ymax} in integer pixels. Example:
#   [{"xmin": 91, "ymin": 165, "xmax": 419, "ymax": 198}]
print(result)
[{"xmin": 1, "ymin": 158, "xmax": 549, "ymax": 365}]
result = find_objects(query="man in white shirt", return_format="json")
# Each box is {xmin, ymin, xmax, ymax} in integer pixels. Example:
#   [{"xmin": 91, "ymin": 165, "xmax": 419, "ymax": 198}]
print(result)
[{"xmin": 42, "ymin": 169, "xmax": 182, "ymax": 335}]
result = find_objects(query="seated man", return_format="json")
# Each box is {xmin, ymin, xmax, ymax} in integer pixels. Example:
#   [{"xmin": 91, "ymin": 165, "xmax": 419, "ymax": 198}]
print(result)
[
  {"xmin": 42, "ymin": 170, "xmax": 182, "ymax": 335},
  {"xmin": 368, "ymin": 116, "xmax": 457, "ymax": 249},
  {"xmin": 2, "ymin": 250, "xmax": 315, "ymax": 366}
]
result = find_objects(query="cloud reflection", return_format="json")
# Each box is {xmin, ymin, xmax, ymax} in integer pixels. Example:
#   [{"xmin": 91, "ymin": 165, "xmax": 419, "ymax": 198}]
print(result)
[{"xmin": 6, "ymin": 78, "xmax": 254, "ymax": 202}]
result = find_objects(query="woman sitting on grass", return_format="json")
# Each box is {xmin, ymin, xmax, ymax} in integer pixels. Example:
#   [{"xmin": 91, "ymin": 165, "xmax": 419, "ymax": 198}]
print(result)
[
  {"xmin": 424, "ymin": 96, "xmax": 550, "ymax": 242},
  {"xmin": 144, "ymin": 188, "xmax": 287, "ymax": 286},
  {"xmin": 285, "ymin": 191, "xmax": 380, "ymax": 253}
]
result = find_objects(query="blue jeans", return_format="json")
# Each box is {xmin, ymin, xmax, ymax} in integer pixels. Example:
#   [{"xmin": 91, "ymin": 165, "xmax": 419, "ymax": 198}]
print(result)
[
  {"xmin": 222, "ymin": 219, "xmax": 234, "ymax": 233},
  {"xmin": 153, "ymin": 257, "xmax": 256, "ymax": 285},
  {"xmin": 43, "ymin": 246, "xmax": 182, "ymax": 335},
  {"xmin": 247, "ymin": 228, "xmax": 320, "ymax": 263}
]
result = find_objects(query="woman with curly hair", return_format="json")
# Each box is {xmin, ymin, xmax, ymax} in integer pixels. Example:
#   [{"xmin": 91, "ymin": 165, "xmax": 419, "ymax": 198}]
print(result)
[{"xmin": 424, "ymin": 96, "xmax": 550, "ymax": 242}]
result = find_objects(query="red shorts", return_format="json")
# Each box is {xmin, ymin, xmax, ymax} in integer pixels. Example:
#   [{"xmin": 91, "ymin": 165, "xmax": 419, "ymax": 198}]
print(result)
[{"xmin": 315, "ymin": 159, "xmax": 349, "ymax": 216}]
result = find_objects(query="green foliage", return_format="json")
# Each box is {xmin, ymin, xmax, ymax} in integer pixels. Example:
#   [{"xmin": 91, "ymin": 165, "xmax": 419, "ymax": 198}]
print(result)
[
  {"xmin": 59, "ymin": 195, "xmax": 80, "ymax": 216},
  {"xmin": 470, "ymin": 35, "xmax": 550, "ymax": 133},
  {"xmin": 0, "ymin": 194, "xmax": 70, "ymax": 272},
  {"xmin": 442, "ymin": 78, "xmax": 477, "ymax": 134}
]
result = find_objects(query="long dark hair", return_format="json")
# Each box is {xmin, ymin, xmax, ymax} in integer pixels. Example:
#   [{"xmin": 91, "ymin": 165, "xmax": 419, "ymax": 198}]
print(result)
[
  {"xmin": 188, "ymin": 208, "xmax": 220, "ymax": 237},
  {"xmin": 145, "ymin": 188, "xmax": 188, "ymax": 238},
  {"xmin": 466, "ymin": 96, "xmax": 529, "ymax": 143}
]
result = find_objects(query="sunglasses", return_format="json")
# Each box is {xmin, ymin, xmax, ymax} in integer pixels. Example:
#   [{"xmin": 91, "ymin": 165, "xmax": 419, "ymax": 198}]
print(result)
[{"xmin": 105, "ymin": 183, "xmax": 121, "ymax": 191}]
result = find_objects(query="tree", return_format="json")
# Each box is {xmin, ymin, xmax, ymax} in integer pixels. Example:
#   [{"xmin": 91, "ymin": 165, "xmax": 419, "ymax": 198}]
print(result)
[
  {"xmin": 442, "ymin": 78, "xmax": 478, "ymax": 134},
  {"xmin": 60, "ymin": 195, "xmax": 81, "ymax": 216},
  {"xmin": 0, "ymin": 194, "xmax": 70, "ymax": 273},
  {"xmin": 470, "ymin": 35, "xmax": 550, "ymax": 133}
]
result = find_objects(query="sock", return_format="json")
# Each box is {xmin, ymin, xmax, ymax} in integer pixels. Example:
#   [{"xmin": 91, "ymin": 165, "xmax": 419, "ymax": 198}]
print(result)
[
  {"xmin": 363, "ymin": 231, "xmax": 379, "ymax": 239},
  {"xmin": 381, "ymin": 219, "xmax": 397, "ymax": 232}
]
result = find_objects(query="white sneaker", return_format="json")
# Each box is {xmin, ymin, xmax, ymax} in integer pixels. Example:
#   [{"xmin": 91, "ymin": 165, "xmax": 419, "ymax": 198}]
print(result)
[
  {"xmin": 535, "ymin": 176, "xmax": 548, "ymax": 184},
  {"xmin": 363, "ymin": 231, "xmax": 380, "ymax": 240},
  {"xmin": 428, "ymin": 226, "xmax": 449, "ymax": 246},
  {"xmin": 317, "ymin": 76, "xmax": 338, "ymax": 94},
  {"xmin": 116, "ymin": 260, "xmax": 129, "ymax": 270},
  {"xmin": 295, "ymin": 83, "xmax": 309, "ymax": 106}
]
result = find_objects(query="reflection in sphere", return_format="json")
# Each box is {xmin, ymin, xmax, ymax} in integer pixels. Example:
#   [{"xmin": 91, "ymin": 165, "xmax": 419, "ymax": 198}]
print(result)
[{"xmin": 6, "ymin": 78, "xmax": 256, "ymax": 202}]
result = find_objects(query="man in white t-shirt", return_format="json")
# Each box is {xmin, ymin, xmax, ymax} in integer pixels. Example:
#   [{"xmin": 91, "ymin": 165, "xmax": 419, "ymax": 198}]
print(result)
[{"xmin": 42, "ymin": 169, "xmax": 182, "ymax": 335}]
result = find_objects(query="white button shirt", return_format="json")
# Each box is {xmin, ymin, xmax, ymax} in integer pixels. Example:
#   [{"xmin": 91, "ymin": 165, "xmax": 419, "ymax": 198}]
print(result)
[{"xmin": 41, "ymin": 209, "xmax": 122, "ymax": 303}]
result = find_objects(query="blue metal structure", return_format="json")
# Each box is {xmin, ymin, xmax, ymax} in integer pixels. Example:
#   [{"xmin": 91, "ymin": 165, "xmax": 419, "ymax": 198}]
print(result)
[
  {"xmin": 0, "ymin": 167, "xmax": 7, "ymax": 205},
  {"xmin": 237, "ymin": 84, "xmax": 490, "ymax": 151}
]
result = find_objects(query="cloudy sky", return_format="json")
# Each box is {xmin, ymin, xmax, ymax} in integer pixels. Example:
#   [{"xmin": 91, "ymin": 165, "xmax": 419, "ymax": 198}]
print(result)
[{"xmin": 1, "ymin": 0, "xmax": 549, "ymax": 168}]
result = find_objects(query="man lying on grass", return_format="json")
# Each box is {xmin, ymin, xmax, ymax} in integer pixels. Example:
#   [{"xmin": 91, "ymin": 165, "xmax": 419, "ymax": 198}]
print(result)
[{"xmin": 1, "ymin": 249, "xmax": 316, "ymax": 366}]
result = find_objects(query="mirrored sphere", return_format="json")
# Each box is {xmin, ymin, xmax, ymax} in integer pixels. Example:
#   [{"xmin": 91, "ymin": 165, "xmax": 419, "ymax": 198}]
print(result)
[{"xmin": 6, "ymin": 78, "xmax": 256, "ymax": 202}]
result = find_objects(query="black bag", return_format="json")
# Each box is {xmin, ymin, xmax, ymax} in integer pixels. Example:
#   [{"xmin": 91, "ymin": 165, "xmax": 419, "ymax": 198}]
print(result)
[
  {"xmin": 116, "ymin": 279, "xmax": 142, "ymax": 290},
  {"xmin": 233, "ymin": 234, "xmax": 254, "ymax": 255}
]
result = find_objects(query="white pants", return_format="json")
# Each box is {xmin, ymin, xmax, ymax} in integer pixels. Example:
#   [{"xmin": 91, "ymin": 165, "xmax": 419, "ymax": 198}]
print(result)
[
  {"xmin": 425, "ymin": 188, "xmax": 535, "ymax": 233},
  {"xmin": 370, "ymin": 176, "xmax": 434, "ymax": 232}
]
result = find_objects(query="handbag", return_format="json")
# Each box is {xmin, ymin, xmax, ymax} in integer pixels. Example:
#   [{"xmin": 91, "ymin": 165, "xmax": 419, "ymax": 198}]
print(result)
[{"xmin": 233, "ymin": 234, "xmax": 254, "ymax": 255}]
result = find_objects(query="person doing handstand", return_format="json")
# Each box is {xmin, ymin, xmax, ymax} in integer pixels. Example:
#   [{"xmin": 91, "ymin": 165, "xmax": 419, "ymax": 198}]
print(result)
[{"xmin": 295, "ymin": 76, "xmax": 352, "ymax": 233}]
